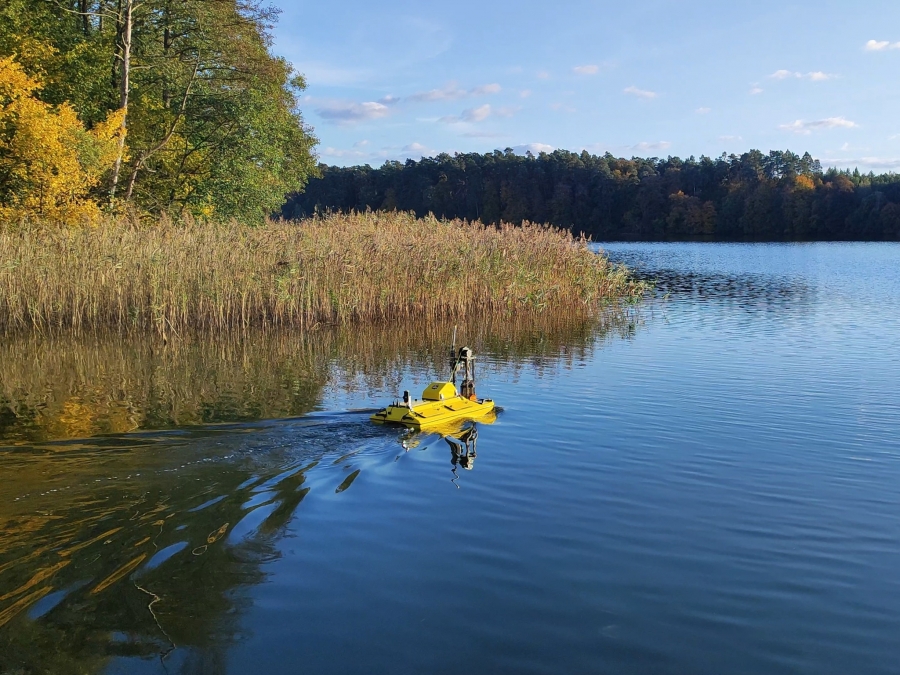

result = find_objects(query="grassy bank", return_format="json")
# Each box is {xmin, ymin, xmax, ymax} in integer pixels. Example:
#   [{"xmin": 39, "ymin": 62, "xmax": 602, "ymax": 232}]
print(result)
[{"xmin": 0, "ymin": 212, "xmax": 645, "ymax": 335}]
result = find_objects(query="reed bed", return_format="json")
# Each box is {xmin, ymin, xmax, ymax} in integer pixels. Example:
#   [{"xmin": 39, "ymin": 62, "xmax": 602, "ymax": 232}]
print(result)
[{"xmin": 0, "ymin": 212, "xmax": 645, "ymax": 335}]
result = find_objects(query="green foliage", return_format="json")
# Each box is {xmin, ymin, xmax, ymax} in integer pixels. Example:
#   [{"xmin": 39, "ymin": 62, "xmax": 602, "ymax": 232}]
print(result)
[
  {"xmin": 0, "ymin": 1, "xmax": 119, "ymax": 123},
  {"xmin": 0, "ymin": 0, "xmax": 317, "ymax": 221},
  {"xmin": 119, "ymin": 0, "xmax": 317, "ymax": 220},
  {"xmin": 287, "ymin": 150, "xmax": 900, "ymax": 241}
]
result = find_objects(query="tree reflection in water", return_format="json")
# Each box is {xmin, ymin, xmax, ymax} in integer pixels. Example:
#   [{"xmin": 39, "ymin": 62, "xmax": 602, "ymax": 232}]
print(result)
[{"xmin": 0, "ymin": 310, "xmax": 637, "ymax": 673}]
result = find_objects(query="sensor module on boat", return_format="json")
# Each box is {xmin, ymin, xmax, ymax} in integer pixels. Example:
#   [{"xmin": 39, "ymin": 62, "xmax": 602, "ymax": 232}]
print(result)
[{"xmin": 371, "ymin": 343, "xmax": 496, "ymax": 429}]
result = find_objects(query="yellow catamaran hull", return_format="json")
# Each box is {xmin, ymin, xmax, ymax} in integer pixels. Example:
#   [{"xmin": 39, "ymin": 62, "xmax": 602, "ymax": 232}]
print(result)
[{"xmin": 371, "ymin": 380, "xmax": 495, "ymax": 430}]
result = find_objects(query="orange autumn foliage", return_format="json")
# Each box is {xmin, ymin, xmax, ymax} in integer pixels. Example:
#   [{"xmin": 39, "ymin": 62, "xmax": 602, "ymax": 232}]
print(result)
[{"xmin": 794, "ymin": 174, "xmax": 816, "ymax": 191}]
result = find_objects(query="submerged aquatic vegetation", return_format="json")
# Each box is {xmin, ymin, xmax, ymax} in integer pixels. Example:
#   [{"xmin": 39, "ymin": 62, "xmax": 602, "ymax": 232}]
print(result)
[{"xmin": 0, "ymin": 212, "xmax": 645, "ymax": 335}]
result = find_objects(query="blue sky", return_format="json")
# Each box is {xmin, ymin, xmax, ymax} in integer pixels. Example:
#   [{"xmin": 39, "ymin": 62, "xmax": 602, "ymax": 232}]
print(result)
[{"xmin": 273, "ymin": 0, "xmax": 900, "ymax": 171}]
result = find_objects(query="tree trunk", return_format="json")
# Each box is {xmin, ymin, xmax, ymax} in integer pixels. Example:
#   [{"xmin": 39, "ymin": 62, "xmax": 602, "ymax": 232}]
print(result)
[
  {"xmin": 80, "ymin": 0, "xmax": 90, "ymax": 35},
  {"xmin": 162, "ymin": 0, "xmax": 172, "ymax": 108},
  {"xmin": 109, "ymin": 0, "xmax": 132, "ymax": 200}
]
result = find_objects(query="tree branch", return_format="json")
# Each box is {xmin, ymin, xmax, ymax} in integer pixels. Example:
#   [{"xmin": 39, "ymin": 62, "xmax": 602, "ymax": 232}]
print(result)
[{"xmin": 124, "ymin": 60, "xmax": 200, "ymax": 200}]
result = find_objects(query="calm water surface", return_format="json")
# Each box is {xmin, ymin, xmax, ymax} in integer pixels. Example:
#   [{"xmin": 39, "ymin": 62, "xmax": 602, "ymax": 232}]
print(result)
[{"xmin": 1, "ymin": 243, "xmax": 899, "ymax": 675}]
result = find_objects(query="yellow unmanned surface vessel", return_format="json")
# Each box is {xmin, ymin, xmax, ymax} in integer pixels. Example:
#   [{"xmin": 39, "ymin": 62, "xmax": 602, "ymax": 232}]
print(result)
[{"xmin": 371, "ymin": 344, "xmax": 496, "ymax": 430}]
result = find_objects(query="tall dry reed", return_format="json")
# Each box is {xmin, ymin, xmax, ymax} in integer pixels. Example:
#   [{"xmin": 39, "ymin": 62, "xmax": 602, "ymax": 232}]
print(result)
[{"xmin": 0, "ymin": 212, "xmax": 645, "ymax": 335}]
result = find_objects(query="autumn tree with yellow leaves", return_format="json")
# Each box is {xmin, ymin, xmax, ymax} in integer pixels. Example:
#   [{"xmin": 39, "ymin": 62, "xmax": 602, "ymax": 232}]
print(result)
[
  {"xmin": 0, "ymin": 0, "xmax": 317, "ymax": 223},
  {"xmin": 0, "ymin": 55, "xmax": 123, "ymax": 224}
]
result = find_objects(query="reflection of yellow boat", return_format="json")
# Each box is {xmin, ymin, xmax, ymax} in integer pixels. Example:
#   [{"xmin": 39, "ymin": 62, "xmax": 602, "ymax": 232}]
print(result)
[
  {"xmin": 446, "ymin": 423, "xmax": 480, "ymax": 472},
  {"xmin": 371, "ymin": 346, "xmax": 496, "ymax": 430},
  {"xmin": 398, "ymin": 410, "xmax": 497, "ymax": 450}
]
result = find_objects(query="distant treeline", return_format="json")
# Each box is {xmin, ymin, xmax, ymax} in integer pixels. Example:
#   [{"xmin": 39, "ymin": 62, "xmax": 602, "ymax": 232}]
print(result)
[{"xmin": 283, "ymin": 150, "xmax": 900, "ymax": 241}]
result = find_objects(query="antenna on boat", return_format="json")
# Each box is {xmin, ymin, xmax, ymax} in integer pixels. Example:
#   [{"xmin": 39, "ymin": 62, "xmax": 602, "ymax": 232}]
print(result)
[{"xmin": 449, "ymin": 325, "xmax": 458, "ymax": 382}]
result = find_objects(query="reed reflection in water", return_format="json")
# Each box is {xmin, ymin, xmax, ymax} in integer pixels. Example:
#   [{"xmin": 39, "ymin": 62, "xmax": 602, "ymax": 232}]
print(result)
[
  {"xmin": 0, "ymin": 309, "xmax": 638, "ymax": 674},
  {"xmin": 0, "ymin": 310, "xmax": 635, "ymax": 444}
]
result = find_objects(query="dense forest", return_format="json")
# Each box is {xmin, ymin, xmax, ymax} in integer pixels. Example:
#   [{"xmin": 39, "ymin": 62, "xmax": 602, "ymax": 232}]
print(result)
[
  {"xmin": 0, "ymin": 0, "xmax": 316, "ymax": 223},
  {"xmin": 4, "ymin": 4, "xmax": 899, "ymax": 241},
  {"xmin": 284, "ymin": 150, "xmax": 900, "ymax": 241}
]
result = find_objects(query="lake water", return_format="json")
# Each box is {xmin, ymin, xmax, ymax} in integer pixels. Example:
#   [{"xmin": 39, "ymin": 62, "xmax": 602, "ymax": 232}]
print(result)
[{"xmin": 2, "ymin": 243, "xmax": 899, "ymax": 675}]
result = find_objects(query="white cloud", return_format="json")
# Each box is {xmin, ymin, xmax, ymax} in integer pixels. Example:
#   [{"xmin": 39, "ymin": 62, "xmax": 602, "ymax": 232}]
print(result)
[
  {"xmin": 472, "ymin": 83, "xmax": 502, "ymax": 95},
  {"xmin": 315, "ymin": 82, "xmax": 501, "ymax": 124},
  {"xmin": 320, "ymin": 142, "xmax": 446, "ymax": 165},
  {"xmin": 520, "ymin": 89, "xmax": 532, "ymax": 98},
  {"xmin": 463, "ymin": 104, "xmax": 491, "ymax": 122},
  {"xmin": 630, "ymin": 141, "xmax": 671, "ymax": 153},
  {"xmin": 769, "ymin": 70, "xmax": 837, "ymax": 81},
  {"xmin": 550, "ymin": 102, "xmax": 577, "ymax": 113},
  {"xmin": 821, "ymin": 156, "xmax": 900, "ymax": 170},
  {"xmin": 316, "ymin": 100, "xmax": 391, "ymax": 123},
  {"xmin": 512, "ymin": 143, "xmax": 555, "ymax": 155},
  {"xmin": 579, "ymin": 141, "xmax": 670, "ymax": 155},
  {"xmin": 573, "ymin": 64, "xmax": 599, "ymax": 75},
  {"xmin": 750, "ymin": 87, "xmax": 764, "ymax": 95},
  {"xmin": 407, "ymin": 84, "xmax": 466, "ymax": 102},
  {"xmin": 624, "ymin": 85, "xmax": 657, "ymax": 99},
  {"xmin": 320, "ymin": 147, "xmax": 375, "ymax": 159},
  {"xmin": 401, "ymin": 142, "xmax": 437, "ymax": 158},
  {"xmin": 865, "ymin": 39, "xmax": 890, "ymax": 51},
  {"xmin": 536, "ymin": 70, "xmax": 550, "ymax": 80},
  {"xmin": 696, "ymin": 107, "xmax": 711, "ymax": 114},
  {"xmin": 580, "ymin": 143, "xmax": 608, "ymax": 154},
  {"xmin": 353, "ymin": 140, "xmax": 369, "ymax": 148},
  {"xmin": 408, "ymin": 82, "xmax": 500, "ymax": 103},
  {"xmin": 864, "ymin": 39, "xmax": 900, "ymax": 51},
  {"xmin": 779, "ymin": 117, "xmax": 859, "ymax": 135},
  {"xmin": 439, "ymin": 104, "xmax": 492, "ymax": 124}
]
